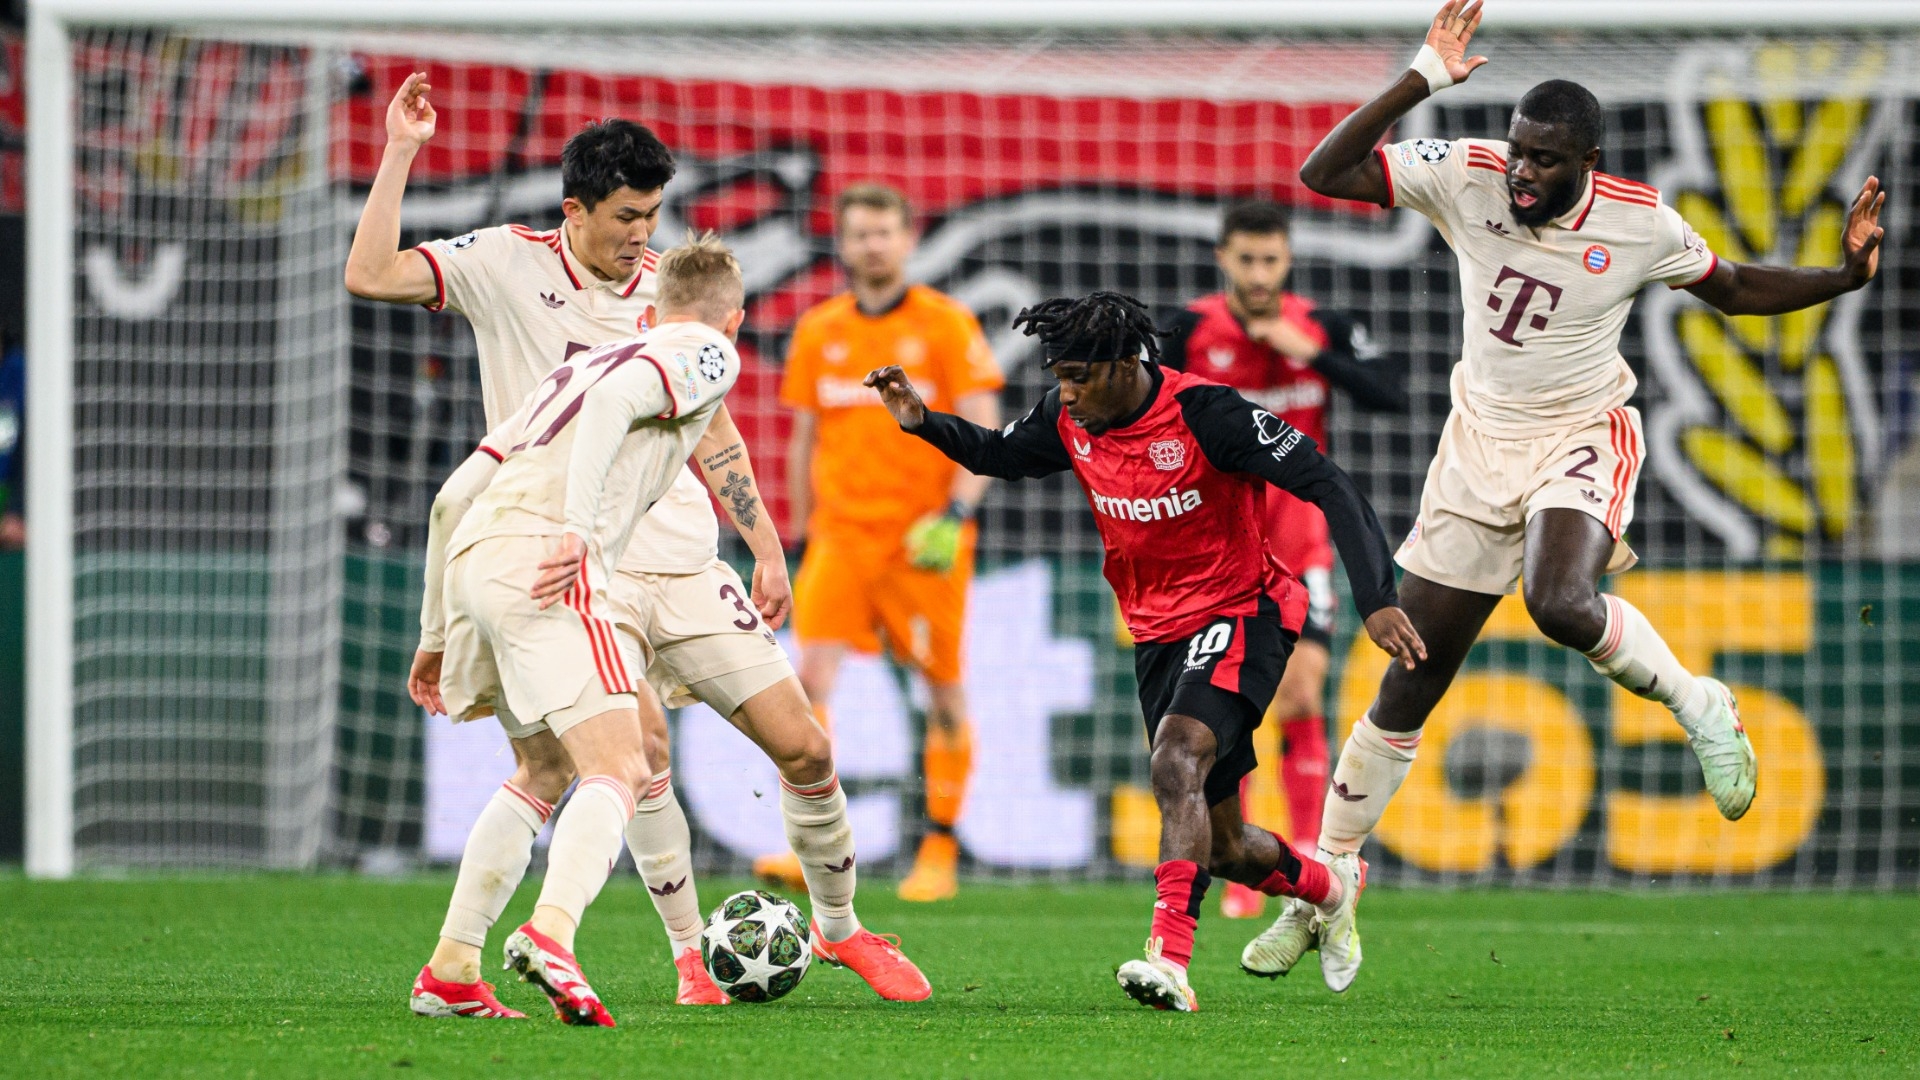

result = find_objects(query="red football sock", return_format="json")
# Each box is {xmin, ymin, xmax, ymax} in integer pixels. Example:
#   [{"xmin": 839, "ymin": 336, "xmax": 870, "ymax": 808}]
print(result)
[
  {"xmin": 1254, "ymin": 831, "xmax": 1333, "ymax": 904},
  {"xmin": 1150, "ymin": 860, "xmax": 1210, "ymax": 969},
  {"xmin": 1280, "ymin": 716, "xmax": 1330, "ymax": 852}
]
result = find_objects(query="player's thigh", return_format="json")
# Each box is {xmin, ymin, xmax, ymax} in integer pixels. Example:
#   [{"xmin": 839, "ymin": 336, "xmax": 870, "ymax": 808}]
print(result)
[
  {"xmin": 1522, "ymin": 405, "xmax": 1644, "ymax": 578},
  {"xmin": 553, "ymin": 701, "xmax": 649, "ymax": 787},
  {"xmin": 463, "ymin": 536, "xmax": 646, "ymax": 742},
  {"xmin": 438, "ymin": 554, "xmax": 506, "ymax": 725},
  {"xmin": 726, "ymin": 675, "xmax": 834, "ymax": 782},
  {"xmin": 644, "ymin": 561, "xmax": 797, "ymax": 722},
  {"xmin": 1140, "ymin": 616, "xmax": 1290, "ymax": 807},
  {"xmin": 1396, "ymin": 410, "xmax": 1534, "ymax": 597},
  {"xmin": 792, "ymin": 534, "xmax": 884, "ymax": 652},
  {"xmin": 874, "ymin": 531, "xmax": 975, "ymax": 685},
  {"xmin": 1370, "ymin": 571, "xmax": 1505, "ymax": 733}
]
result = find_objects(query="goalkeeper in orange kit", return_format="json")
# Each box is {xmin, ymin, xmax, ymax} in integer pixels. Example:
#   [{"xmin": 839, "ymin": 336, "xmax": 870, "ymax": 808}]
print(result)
[{"xmin": 769, "ymin": 183, "xmax": 1003, "ymax": 901}]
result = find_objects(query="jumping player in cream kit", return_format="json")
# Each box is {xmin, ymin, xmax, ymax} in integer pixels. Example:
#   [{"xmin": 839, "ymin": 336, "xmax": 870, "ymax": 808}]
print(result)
[
  {"xmin": 346, "ymin": 75, "xmax": 926, "ymax": 1021},
  {"xmin": 1240, "ymin": 0, "xmax": 1888, "ymax": 992}
]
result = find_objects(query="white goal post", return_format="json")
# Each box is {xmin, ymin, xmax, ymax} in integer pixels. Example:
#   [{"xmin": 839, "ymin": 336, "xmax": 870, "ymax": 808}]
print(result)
[{"xmin": 25, "ymin": 0, "xmax": 1920, "ymax": 881}]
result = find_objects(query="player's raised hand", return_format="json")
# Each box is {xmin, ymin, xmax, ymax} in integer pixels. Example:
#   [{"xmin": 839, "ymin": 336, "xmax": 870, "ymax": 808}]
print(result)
[
  {"xmin": 532, "ymin": 533, "xmax": 587, "ymax": 608},
  {"xmin": 864, "ymin": 365, "xmax": 929, "ymax": 429},
  {"xmin": 751, "ymin": 555, "xmax": 793, "ymax": 629},
  {"xmin": 407, "ymin": 649, "xmax": 446, "ymax": 715},
  {"xmin": 1842, "ymin": 176, "xmax": 1887, "ymax": 287},
  {"xmin": 386, "ymin": 72, "xmax": 437, "ymax": 149},
  {"xmin": 1426, "ymin": 0, "xmax": 1489, "ymax": 85},
  {"xmin": 1364, "ymin": 606, "xmax": 1428, "ymax": 671}
]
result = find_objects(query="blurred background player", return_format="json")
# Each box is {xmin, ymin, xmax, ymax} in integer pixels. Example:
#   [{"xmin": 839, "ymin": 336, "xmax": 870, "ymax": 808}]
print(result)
[
  {"xmin": 1242, "ymin": 0, "xmax": 1888, "ymax": 993},
  {"xmin": 865, "ymin": 291, "xmax": 1423, "ymax": 1011},
  {"xmin": 1161, "ymin": 201, "xmax": 1407, "ymax": 919},
  {"xmin": 770, "ymin": 183, "xmax": 1004, "ymax": 901}
]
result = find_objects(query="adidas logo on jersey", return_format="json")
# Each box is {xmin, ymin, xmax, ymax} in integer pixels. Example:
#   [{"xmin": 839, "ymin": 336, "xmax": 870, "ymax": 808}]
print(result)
[
  {"xmin": 1090, "ymin": 486, "xmax": 1202, "ymax": 522},
  {"xmin": 541, "ymin": 291, "xmax": 566, "ymax": 309}
]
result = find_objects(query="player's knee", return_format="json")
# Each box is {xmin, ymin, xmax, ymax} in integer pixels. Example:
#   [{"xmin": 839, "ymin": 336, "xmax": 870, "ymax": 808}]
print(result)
[
  {"xmin": 1148, "ymin": 725, "xmax": 1213, "ymax": 798},
  {"xmin": 1271, "ymin": 680, "xmax": 1319, "ymax": 723},
  {"xmin": 1523, "ymin": 577, "xmax": 1604, "ymax": 649},
  {"xmin": 774, "ymin": 721, "xmax": 835, "ymax": 786}
]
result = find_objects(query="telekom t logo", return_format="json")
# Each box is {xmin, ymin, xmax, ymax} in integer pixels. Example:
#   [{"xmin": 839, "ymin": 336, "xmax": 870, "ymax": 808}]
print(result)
[{"xmin": 1486, "ymin": 266, "xmax": 1565, "ymax": 346}]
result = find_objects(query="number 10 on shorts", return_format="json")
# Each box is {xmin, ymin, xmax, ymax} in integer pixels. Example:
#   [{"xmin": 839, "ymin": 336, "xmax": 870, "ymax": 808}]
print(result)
[{"xmin": 1185, "ymin": 621, "xmax": 1233, "ymax": 669}]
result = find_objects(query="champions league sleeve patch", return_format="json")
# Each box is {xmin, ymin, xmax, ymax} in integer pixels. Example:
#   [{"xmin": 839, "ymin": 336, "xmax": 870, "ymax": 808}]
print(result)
[
  {"xmin": 1412, "ymin": 139, "xmax": 1452, "ymax": 163},
  {"xmin": 448, "ymin": 231, "xmax": 478, "ymax": 250},
  {"xmin": 697, "ymin": 343, "xmax": 728, "ymax": 382}
]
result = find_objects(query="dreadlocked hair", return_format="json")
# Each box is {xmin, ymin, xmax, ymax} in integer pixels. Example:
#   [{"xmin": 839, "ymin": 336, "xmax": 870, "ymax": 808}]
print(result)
[{"xmin": 1012, "ymin": 291, "xmax": 1163, "ymax": 367}]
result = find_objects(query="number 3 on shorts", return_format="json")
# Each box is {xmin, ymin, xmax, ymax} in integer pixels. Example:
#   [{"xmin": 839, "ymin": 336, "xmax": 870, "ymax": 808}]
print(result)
[{"xmin": 1186, "ymin": 621, "xmax": 1233, "ymax": 668}]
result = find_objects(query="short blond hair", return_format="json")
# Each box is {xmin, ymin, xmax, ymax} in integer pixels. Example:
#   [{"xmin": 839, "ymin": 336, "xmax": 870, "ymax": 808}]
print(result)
[
  {"xmin": 835, "ymin": 182, "xmax": 913, "ymax": 230},
  {"xmin": 655, "ymin": 231, "xmax": 744, "ymax": 323}
]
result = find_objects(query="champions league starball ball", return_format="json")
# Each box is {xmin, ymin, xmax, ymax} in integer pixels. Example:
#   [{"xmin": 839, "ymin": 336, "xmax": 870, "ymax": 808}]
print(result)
[{"xmin": 699, "ymin": 890, "xmax": 812, "ymax": 1002}]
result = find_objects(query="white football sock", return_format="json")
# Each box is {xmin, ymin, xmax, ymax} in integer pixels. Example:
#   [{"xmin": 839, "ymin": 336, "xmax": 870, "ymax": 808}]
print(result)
[
  {"xmin": 439, "ymin": 782, "xmax": 551, "ymax": 950},
  {"xmin": 535, "ymin": 775, "xmax": 635, "ymax": 933},
  {"xmin": 1319, "ymin": 714, "xmax": 1421, "ymax": 855},
  {"xmin": 781, "ymin": 773, "xmax": 861, "ymax": 942},
  {"xmin": 1584, "ymin": 594, "xmax": 1713, "ymax": 733},
  {"xmin": 623, "ymin": 770, "xmax": 704, "ymax": 957}
]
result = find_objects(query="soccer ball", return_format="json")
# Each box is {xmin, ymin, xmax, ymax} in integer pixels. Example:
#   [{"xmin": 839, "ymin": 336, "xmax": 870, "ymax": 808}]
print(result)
[{"xmin": 700, "ymin": 890, "xmax": 812, "ymax": 1002}]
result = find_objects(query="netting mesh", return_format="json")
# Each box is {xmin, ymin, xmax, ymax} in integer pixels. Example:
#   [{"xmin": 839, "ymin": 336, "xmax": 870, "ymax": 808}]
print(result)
[
  {"xmin": 71, "ymin": 32, "xmax": 343, "ymax": 866},
  {"xmin": 61, "ymin": 25, "xmax": 1920, "ymax": 884}
]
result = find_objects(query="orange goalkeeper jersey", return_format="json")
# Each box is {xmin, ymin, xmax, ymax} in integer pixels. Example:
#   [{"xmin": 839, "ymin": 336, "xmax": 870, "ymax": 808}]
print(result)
[{"xmin": 782, "ymin": 285, "xmax": 1002, "ymax": 542}]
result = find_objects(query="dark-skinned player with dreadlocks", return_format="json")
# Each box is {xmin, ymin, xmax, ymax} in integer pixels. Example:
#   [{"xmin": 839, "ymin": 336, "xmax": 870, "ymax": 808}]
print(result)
[{"xmin": 864, "ymin": 292, "xmax": 1425, "ymax": 1012}]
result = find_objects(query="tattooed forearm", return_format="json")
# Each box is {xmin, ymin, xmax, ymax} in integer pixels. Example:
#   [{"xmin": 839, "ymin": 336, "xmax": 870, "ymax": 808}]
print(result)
[
  {"xmin": 720, "ymin": 470, "xmax": 760, "ymax": 530},
  {"xmin": 701, "ymin": 442, "xmax": 746, "ymax": 473}
]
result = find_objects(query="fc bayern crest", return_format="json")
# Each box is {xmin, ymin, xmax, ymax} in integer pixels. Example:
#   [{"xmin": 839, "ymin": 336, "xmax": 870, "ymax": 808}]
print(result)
[
  {"xmin": 697, "ymin": 342, "xmax": 727, "ymax": 382},
  {"xmin": 1148, "ymin": 439, "xmax": 1186, "ymax": 471},
  {"xmin": 1583, "ymin": 244, "xmax": 1612, "ymax": 274}
]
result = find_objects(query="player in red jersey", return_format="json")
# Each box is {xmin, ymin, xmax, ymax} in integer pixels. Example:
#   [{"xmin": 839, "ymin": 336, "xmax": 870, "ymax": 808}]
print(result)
[
  {"xmin": 1163, "ymin": 201, "xmax": 1408, "ymax": 920},
  {"xmin": 865, "ymin": 292, "xmax": 1424, "ymax": 1012}
]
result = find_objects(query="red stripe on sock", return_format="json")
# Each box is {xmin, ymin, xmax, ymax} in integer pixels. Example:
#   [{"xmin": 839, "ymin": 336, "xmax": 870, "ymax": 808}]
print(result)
[
  {"xmin": 577, "ymin": 776, "xmax": 635, "ymax": 820},
  {"xmin": 780, "ymin": 773, "xmax": 841, "ymax": 799},
  {"xmin": 503, "ymin": 782, "xmax": 554, "ymax": 821}
]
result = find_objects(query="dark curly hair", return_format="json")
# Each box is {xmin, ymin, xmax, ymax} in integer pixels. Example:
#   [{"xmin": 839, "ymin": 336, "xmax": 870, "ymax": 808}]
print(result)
[
  {"xmin": 1012, "ymin": 291, "xmax": 1163, "ymax": 368},
  {"xmin": 561, "ymin": 119, "xmax": 677, "ymax": 209}
]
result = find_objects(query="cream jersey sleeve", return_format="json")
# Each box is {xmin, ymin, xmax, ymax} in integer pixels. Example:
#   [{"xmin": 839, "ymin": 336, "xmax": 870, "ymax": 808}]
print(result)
[
  {"xmin": 415, "ymin": 225, "xmax": 515, "ymax": 317},
  {"xmin": 1377, "ymin": 137, "xmax": 1478, "ymax": 226},
  {"xmin": 1645, "ymin": 201, "xmax": 1721, "ymax": 289}
]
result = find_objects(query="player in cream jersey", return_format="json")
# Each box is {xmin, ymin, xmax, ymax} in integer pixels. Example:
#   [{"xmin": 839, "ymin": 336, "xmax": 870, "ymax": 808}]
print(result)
[
  {"xmin": 1242, "ymin": 0, "xmax": 1888, "ymax": 992},
  {"xmin": 427, "ymin": 239, "xmax": 746, "ymax": 1024},
  {"xmin": 422, "ymin": 237, "xmax": 933, "ymax": 1014},
  {"xmin": 347, "ymin": 79, "xmax": 856, "ymax": 1014}
]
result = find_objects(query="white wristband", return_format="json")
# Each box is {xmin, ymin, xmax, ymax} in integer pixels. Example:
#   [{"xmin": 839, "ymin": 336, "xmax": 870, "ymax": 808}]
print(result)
[{"xmin": 1410, "ymin": 43, "xmax": 1454, "ymax": 95}]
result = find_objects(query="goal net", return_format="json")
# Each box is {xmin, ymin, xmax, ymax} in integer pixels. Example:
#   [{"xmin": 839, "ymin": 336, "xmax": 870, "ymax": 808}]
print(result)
[{"xmin": 34, "ymin": 13, "xmax": 1920, "ymax": 886}]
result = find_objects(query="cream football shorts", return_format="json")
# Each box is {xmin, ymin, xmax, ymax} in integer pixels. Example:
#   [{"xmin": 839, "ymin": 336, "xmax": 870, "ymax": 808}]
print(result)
[
  {"xmin": 1395, "ymin": 405, "xmax": 1643, "ymax": 596},
  {"xmin": 441, "ymin": 535, "xmax": 644, "ymax": 739},
  {"xmin": 610, "ymin": 557, "xmax": 794, "ymax": 720}
]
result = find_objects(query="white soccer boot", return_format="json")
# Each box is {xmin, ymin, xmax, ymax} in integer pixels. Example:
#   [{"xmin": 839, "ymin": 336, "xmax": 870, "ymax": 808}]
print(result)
[
  {"xmin": 1689, "ymin": 677, "xmax": 1758, "ymax": 821},
  {"xmin": 1313, "ymin": 851, "xmax": 1367, "ymax": 993},
  {"xmin": 1115, "ymin": 939, "xmax": 1198, "ymax": 1013},
  {"xmin": 1240, "ymin": 896, "xmax": 1316, "ymax": 978}
]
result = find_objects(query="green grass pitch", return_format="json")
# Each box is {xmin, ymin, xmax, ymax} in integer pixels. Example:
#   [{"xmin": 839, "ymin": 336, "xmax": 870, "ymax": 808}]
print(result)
[{"xmin": 1, "ymin": 874, "xmax": 1914, "ymax": 1078}]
